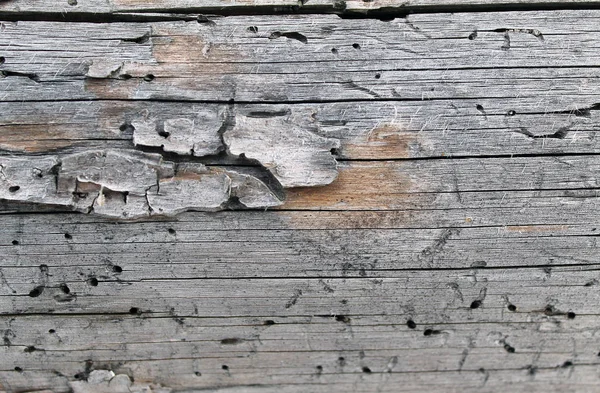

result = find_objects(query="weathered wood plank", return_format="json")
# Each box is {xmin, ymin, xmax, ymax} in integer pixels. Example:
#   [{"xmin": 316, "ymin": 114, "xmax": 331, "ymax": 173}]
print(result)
[
  {"xmin": 4, "ymin": 151, "xmax": 600, "ymax": 215},
  {"xmin": 1, "ymin": 99, "xmax": 597, "ymax": 160},
  {"xmin": 0, "ymin": 150, "xmax": 292, "ymax": 218},
  {"xmin": 2, "ymin": 13, "xmax": 600, "ymax": 103},
  {"xmin": 3, "ymin": 6, "xmax": 600, "ymax": 393},
  {"xmin": 1, "ymin": 262, "xmax": 599, "ymax": 391}
]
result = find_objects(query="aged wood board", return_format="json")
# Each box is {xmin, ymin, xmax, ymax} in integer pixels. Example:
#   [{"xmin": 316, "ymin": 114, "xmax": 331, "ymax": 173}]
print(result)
[{"xmin": 2, "ymin": 1, "xmax": 600, "ymax": 392}]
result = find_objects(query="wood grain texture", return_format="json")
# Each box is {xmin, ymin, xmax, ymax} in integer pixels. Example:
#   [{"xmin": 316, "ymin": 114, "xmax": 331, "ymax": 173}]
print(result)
[
  {"xmin": 3, "ymin": 4, "xmax": 600, "ymax": 393},
  {"xmin": 2, "ymin": 99, "xmax": 600, "ymax": 160},
  {"xmin": 3, "ymin": 13, "xmax": 600, "ymax": 103},
  {"xmin": 2, "ymin": 211, "xmax": 600, "ymax": 392}
]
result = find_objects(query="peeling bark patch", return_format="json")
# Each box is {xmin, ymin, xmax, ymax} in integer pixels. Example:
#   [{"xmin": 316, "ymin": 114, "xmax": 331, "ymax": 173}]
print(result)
[
  {"xmin": 132, "ymin": 110, "xmax": 223, "ymax": 157},
  {"xmin": 0, "ymin": 107, "xmax": 341, "ymax": 217},
  {"xmin": 0, "ymin": 149, "xmax": 292, "ymax": 218},
  {"xmin": 224, "ymin": 114, "xmax": 340, "ymax": 188}
]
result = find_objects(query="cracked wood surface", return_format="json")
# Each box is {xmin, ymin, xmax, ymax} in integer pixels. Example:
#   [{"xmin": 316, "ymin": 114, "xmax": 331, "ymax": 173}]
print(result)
[{"xmin": 3, "ymin": 4, "xmax": 600, "ymax": 393}]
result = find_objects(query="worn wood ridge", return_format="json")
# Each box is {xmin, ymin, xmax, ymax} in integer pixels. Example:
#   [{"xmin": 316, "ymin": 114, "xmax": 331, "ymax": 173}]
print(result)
[{"xmin": 3, "ymin": 3, "xmax": 600, "ymax": 393}]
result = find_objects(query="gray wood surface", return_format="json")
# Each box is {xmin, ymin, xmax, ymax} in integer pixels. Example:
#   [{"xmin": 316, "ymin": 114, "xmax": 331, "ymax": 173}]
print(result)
[{"xmin": 3, "ymin": 3, "xmax": 600, "ymax": 393}]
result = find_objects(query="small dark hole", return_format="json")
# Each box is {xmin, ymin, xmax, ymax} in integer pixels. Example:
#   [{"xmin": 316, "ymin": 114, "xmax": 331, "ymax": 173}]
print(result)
[
  {"xmin": 476, "ymin": 104, "xmax": 484, "ymax": 112},
  {"xmin": 87, "ymin": 277, "xmax": 99, "ymax": 287},
  {"xmin": 507, "ymin": 304, "xmax": 517, "ymax": 312},
  {"xmin": 8, "ymin": 185, "xmax": 20, "ymax": 193},
  {"xmin": 504, "ymin": 344, "xmax": 515, "ymax": 353},
  {"xmin": 24, "ymin": 346, "xmax": 36, "ymax": 353},
  {"xmin": 143, "ymin": 74, "xmax": 155, "ymax": 82},
  {"xmin": 263, "ymin": 320, "xmax": 275, "ymax": 325},
  {"xmin": 120, "ymin": 74, "xmax": 132, "ymax": 80},
  {"xmin": 48, "ymin": 329, "xmax": 56, "ymax": 334},
  {"xmin": 168, "ymin": 228, "xmax": 176, "ymax": 235},
  {"xmin": 335, "ymin": 315, "xmax": 350, "ymax": 323},
  {"xmin": 14, "ymin": 366, "xmax": 23, "ymax": 372},
  {"xmin": 544, "ymin": 305, "xmax": 555, "ymax": 315},
  {"xmin": 406, "ymin": 320, "xmax": 416, "ymax": 329},
  {"xmin": 247, "ymin": 26, "xmax": 258, "ymax": 33},
  {"xmin": 424, "ymin": 328, "xmax": 433, "ymax": 336},
  {"xmin": 468, "ymin": 31, "xmax": 477, "ymax": 40},
  {"xmin": 567, "ymin": 312, "xmax": 576, "ymax": 319},
  {"xmin": 0, "ymin": 57, "xmax": 5, "ymax": 65},
  {"xmin": 158, "ymin": 130, "xmax": 171, "ymax": 138},
  {"xmin": 221, "ymin": 338, "xmax": 241, "ymax": 345},
  {"xmin": 470, "ymin": 300, "xmax": 482, "ymax": 309},
  {"xmin": 195, "ymin": 371, "xmax": 202, "ymax": 376},
  {"xmin": 507, "ymin": 110, "xmax": 516, "ymax": 116},
  {"xmin": 119, "ymin": 122, "xmax": 134, "ymax": 133},
  {"xmin": 331, "ymin": 48, "xmax": 338, "ymax": 54},
  {"xmin": 375, "ymin": 73, "xmax": 381, "ymax": 79},
  {"xmin": 352, "ymin": 43, "xmax": 361, "ymax": 49},
  {"xmin": 59, "ymin": 284, "xmax": 70, "ymax": 294},
  {"xmin": 597, "ymin": 351, "xmax": 600, "ymax": 357},
  {"xmin": 112, "ymin": 265, "xmax": 123, "ymax": 273},
  {"xmin": 129, "ymin": 307, "xmax": 140, "ymax": 314},
  {"xmin": 222, "ymin": 365, "xmax": 229, "ymax": 370},
  {"xmin": 67, "ymin": 0, "xmax": 77, "ymax": 5},
  {"xmin": 12, "ymin": 240, "xmax": 19, "ymax": 245},
  {"xmin": 197, "ymin": 15, "xmax": 215, "ymax": 25},
  {"xmin": 29, "ymin": 286, "xmax": 44, "ymax": 298},
  {"xmin": 316, "ymin": 365, "xmax": 323, "ymax": 371},
  {"xmin": 74, "ymin": 373, "xmax": 84, "ymax": 380},
  {"xmin": 562, "ymin": 361, "xmax": 573, "ymax": 368},
  {"xmin": 64, "ymin": 233, "xmax": 72, "ymax": 240},
  {"xmin": 362, "ymin": 366, "xmax": 371, "ymax": 373}
]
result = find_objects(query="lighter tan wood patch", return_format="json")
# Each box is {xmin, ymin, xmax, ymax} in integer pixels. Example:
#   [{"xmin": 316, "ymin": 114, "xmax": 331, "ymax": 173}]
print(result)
[
  {"xmin": 345, "ymin": 123, "xmax": 422, "ymax": 159},
  {"xmin": 280, "ymin": 162, "xmax": 413, "ymax": 210},
  {"xmin": 0, "ymin": 125, "xmax": 79, "ymax": 152}
]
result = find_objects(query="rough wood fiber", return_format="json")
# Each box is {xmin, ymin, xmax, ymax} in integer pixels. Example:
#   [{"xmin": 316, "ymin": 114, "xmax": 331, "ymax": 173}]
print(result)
[{"xmin": 2, "ymin": 4, "xmax": 600, "ymax": 393}]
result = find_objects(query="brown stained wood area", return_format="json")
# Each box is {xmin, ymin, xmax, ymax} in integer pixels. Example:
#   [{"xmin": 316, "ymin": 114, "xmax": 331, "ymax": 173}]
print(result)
[
  {"xmin": 282, "ymin": 163, "xmax": 415, "ymax": 210},
  {"xmin": 3, "ymin": 2, "xmax": 600, "ymax": 393}
]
